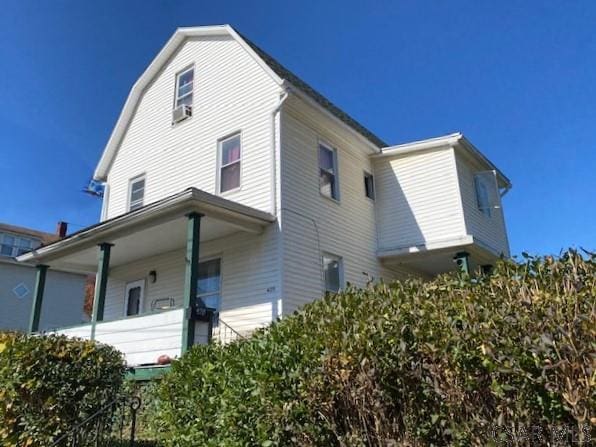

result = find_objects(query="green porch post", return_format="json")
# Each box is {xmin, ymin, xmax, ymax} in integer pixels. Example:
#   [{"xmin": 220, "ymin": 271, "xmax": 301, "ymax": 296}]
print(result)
[
  {"xmin": 28, "ymin": 264, "xmax": 49, "ymax": 333},
  {"xmin": 91, "ymin": 242, "xmax": 113, "ymax": 339},
  {"xmin": 454, "ymin": 251, "xmax": 470, "ymax": 275},
  {"xmin": 181, "ymin": 212, "xmax": 202, "ymax": 353}
]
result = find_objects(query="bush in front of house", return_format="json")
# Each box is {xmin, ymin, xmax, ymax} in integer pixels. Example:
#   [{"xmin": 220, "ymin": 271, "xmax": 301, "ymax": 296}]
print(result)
[
  {"xmin": 0, "ymin": 332, "xmax": 126, "ymax": 446},
  {"xmin": 150, "ymin": 250, "xmax": 595, "ymax": 446}
]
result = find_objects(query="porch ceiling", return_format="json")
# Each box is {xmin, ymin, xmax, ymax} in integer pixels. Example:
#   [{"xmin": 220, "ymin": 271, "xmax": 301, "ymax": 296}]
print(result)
[
  {"xmin": 17, "ymin": 188, "xmax": 276, "ymax": 273},
  {"xmin": 379, "ymin": 236, "xmax": 500, "ymax": 276}
]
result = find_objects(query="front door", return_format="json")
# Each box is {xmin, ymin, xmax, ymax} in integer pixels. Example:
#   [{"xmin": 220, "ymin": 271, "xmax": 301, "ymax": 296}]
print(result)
[{"xmin": 124, "ymin": 280, "xmax": 145, "ymax": 316}]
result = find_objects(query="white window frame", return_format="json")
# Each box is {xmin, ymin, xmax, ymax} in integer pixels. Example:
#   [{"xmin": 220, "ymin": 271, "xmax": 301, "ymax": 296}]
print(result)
[
  {"xmin": 124, "ymin": 279, "xmax": 145, "ymax": 317},
  {"xmin": 364, "ymin": 171, "xmax": 375, "ymax": 200},
  {"xmin": 197, "ymin": 256, "xmax": 222, "ymax": 312},
  {"xmin": 0, "ymin": 232, "xmax": 39, "ymax": 258},
  {"xmin": 318, "ymin": 141, "xmax": 340, "ymax": 201},
  {"xmin": 217, "ymin": 132, "xmax": 242, "ymax": 195},
  {"xmin": 127, "ymin": 175, "xmax": 146, "ymax": 212},
  {"xmin": 322, "ymin": 253, "xmax": 344, "ymax": 293},
  {"xmin": 174, "ymin": 65, "xmax": 194, "ymax": 109}
]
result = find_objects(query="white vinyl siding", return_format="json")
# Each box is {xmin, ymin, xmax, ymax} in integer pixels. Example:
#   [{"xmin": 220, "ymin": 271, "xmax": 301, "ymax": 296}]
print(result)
[
  {"xmin": 373, "ymin": 147, "xmax": 466, "ymax": 251},
  {"xmin": 280, "ymin": 97, "xmax": 407, "ymax": 314},
  {"xmin": 102, "ymin": 226, "xmax": 280, "ymax": 337},
  {"xmin": 456, "ymin": 153, "xmax": 510, "ymax": 256},
  {"xmin": 104, "ymin": 35, "xmax": 281, "ymax": 220},
  {"xmin": 0, "ymin": 261, "xmax": 86, "ymax": 332}
]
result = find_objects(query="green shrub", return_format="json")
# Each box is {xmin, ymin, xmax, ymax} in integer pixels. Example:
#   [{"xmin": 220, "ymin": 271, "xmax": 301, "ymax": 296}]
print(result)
[
  {"xmin": 151, "ymin": 251, "xmax": 595, "ymax": 446},
  {"xmin": 0, "ymin": 332, "xmax": 126, "ymax": 446}
]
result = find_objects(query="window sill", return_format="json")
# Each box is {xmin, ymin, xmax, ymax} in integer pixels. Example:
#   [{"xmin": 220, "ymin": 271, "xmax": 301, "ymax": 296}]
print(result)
[
  {"xmin": 320, "ymin": 191, "xmax": 341, "ymax": 205},
  {"xmin": 171, "ymin": 115, "xmax": 194, "ymax": 128}
]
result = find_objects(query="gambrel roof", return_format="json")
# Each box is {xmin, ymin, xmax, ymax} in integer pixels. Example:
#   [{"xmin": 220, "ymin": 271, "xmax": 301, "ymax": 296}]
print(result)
[{"xmin": 94, "ymin": 25, "xmax": 386, "ymax": 180}]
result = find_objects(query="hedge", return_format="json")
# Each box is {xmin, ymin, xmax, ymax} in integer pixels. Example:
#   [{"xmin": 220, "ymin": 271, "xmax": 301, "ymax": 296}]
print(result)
[
  {"xmin": 150, "ymin": 251, "xmax": 595, "ymax": 446},
  {"xmin": 0, "ymin": 332, "xmax": 126, "ymax": 446}
]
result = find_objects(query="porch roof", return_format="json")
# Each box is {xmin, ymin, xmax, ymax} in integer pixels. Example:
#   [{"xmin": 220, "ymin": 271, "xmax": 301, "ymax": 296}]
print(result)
[{"xmin": 17, "ymin": 188, "xmax": 276, "ymax": 272}]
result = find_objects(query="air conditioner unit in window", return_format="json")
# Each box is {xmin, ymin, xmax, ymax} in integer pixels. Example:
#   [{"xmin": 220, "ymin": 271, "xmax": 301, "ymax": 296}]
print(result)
[{"xmin": 172, "ymin": 104, "xmax": 192, "ymax": 123}]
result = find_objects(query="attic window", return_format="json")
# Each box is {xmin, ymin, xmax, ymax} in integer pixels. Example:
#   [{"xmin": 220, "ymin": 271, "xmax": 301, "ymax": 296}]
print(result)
[
  {"xmin": 128, "ymin": 176, "xmax": 145, "ymax": 212},
  {"xmin": 175, "ymin": 67, "xmax": 194, "ymax": 109}
]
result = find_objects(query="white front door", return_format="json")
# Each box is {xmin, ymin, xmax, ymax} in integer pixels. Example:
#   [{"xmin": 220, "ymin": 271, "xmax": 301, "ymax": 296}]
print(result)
[{"xmin": 124, "ymin": 280, "xmax": 145, "ymax": 316}]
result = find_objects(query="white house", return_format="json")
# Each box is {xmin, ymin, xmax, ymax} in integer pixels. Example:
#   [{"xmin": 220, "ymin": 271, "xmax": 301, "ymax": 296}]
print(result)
[
  {"xmin": 0, "ymin": 222, "xmax": 87, "ymax": 332},
  {"xmin": 18, "ymin": 25, "xmax": 511, "ymax": 375}
]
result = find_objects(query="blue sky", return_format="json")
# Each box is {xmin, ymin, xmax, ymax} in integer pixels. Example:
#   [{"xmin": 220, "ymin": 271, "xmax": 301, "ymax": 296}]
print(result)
[{"xmin": 0, "ymin": 0, "xmax": 594, "ymax": 256}]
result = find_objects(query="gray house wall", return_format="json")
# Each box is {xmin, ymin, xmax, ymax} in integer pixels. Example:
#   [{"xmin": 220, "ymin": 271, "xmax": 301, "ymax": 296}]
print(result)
[{"xmin": 0, "ymin": 259, "xmax": 87, "ymax": 332}]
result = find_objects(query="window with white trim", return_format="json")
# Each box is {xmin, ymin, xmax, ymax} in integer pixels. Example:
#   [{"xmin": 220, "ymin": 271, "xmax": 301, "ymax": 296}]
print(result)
[
  {"xmin": 474, "ymin": 174, "xmax": 492, "ymax": 217},
  {"xmin": 175, "ymin": 67, "xmax": 194, "ymax": 109},
  {"xmin": 0, "ymin": 233, "xmax": 40, "ymax": 257},
  {"xmin": 128, "ymin": 176, "xmax": 145, "ymax": 212},
  {"xmin": 323, "ymin": 254, "xmax": 343, "ymax": 293},
  {"xmin": 125, "ymin": 280, "xmax": 145, "ymax": 316},
  {"xmin": 197, "ymin": 258, "xmax": 221, "ymax": 311},
  {"xmin": 319, "ymin": 143, "xmax": 339, "ymax": 200},
  {"xmin": 364, "ymin": 172, "xmax": 375, "ymax": 200},
  {"xmin": 218, "ymin": 134, "xmax": 241, "ymax": 193}
]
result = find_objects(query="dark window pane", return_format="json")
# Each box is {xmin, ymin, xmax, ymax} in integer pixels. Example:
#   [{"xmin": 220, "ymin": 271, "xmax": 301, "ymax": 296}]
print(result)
[
  {"xmin": 126, "ymin": 286, "xmax": 141, "ymax": 316},
  {"xmin": 198, "ymin": 259, "xmax": 221, "ymax": 295},
  {"xmin": 221, "ymin": 162, "xmax": 240, "ymax": 192},
  {"xmin": 319, "ymin": 145, "xmax": 335, "ymax": 171},
  {"xmin": 0, "ymin": 244, "xmax": 13, "ymax": 256},
  {"xmin": 323, "ymin": 257, "xmax": 341, "ymax": 292},
  {"xmin": 364, "ymin": 174, "xmax": 375, "ymax": 199}
]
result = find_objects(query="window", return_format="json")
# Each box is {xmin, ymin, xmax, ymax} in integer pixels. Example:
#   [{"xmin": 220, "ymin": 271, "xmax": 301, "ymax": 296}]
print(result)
[
  {"xmin": 175, "ymin": 67, "xmax": 194, "ymax": 109},
  {"xmin": 319, "ymin": 143, "xmax": 339, "ymax": 200},
  {"xmin": 197, "ymin": 258, "xmax": 221, "ymax": 311},
  {"xmin": 218, "ymin": 134, "xmax": 241, "ymax": 193},
  {"xmin": 323, "ymin": 254, "xmax": 343, "ymax": 293},
  {"xmin": 128, "ymin": 176, "xmax": 145, "ymax": 211},
  {"xmin": 364, "ymin": 172, "xmax": 375, "ymax": 200},
  {"xmin": 0, "ymin": 233, "xmax": 39, "ymax": 257},
  {"xmin": 124, "ymin": 280, "xmax": 145, "ymax": 316},
  {"xmin": 474, "ymin": 174, "xmax": 492, "ymax": 217}
]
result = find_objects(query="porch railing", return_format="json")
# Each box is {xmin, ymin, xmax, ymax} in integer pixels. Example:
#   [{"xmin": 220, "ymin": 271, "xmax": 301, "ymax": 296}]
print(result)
[
  {"xmin": 211, "ymin": 318, "xmax": 244, "ymax": 344},
  {"xmin": 50, "ymin": 396, "xmax": 141, "ymax": 447}
]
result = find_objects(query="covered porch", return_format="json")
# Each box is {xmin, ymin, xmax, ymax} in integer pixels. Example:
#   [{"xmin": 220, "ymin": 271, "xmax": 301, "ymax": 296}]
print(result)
[
  {"xmin": 377, "ymin": 235, "xmax": 501, "ymax": 276},
  {"xmin": 18, "ymin": 188, "xmax": 277, "ymax": 366}
]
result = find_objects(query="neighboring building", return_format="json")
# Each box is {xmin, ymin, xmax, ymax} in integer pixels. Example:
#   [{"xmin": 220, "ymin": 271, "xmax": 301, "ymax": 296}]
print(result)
[
  {"xmin": 18, "ymin": 25, "xmax": 511, "ymax": 372},
  {"xmin": 1, "ymin": 222, "xmax": 87, "ymax": 332}
]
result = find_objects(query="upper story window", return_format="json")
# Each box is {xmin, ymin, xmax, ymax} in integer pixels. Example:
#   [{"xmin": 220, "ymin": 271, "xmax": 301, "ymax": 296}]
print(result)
[
  {"xmin": 319, "ymin": 142, "xmax": 339, "ymax": 200},
  {"xmin": 364, "ymin": 172, "xmax": 375, "ymax": 200},
  {"xmin": 323, "ymin": 254, "xmax": 343, "ymax": 293},
  {"xmin": 0, "ymin": 233, "xmax": 40, "ymax": 257},
  {"xmin": 474, "ymin": 172, "xmax": 496, "ymax": 218},
  {"xmin": 128, "ymin": 175, "xmax": 145, "ymax": 212},
  {"xmin": 175, "ymin": 67, "xmax": 194, "ymax": 109},
  {"xmin": 218, "ymin": 134, "xmax": 242, "ymax": 193}
]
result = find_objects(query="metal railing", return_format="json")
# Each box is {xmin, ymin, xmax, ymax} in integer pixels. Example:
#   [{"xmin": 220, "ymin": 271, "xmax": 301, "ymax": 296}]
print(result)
[
  {"xmin": 51, "ymin": 396, "xmax": 141, "ymax": 447},
  {"xmin": 211, "ymin": 318, "xmax": 244, "ymax": 345}
]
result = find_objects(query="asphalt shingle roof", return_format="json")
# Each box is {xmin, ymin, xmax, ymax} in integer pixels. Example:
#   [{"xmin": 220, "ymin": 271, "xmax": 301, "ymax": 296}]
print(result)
[{"xmin": 241, "ymin": 33, "xmax": 387, "ymax": 148}]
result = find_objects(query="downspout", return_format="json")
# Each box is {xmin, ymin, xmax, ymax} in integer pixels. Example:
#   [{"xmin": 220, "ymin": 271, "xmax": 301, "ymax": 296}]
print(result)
[
  {"xmin": 270, "ymin": 86, "xmax": 289, "ymax": 320},
  {"xmin": 270, "ymin": 87, "xmax": 289, "ymax": 216}
]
